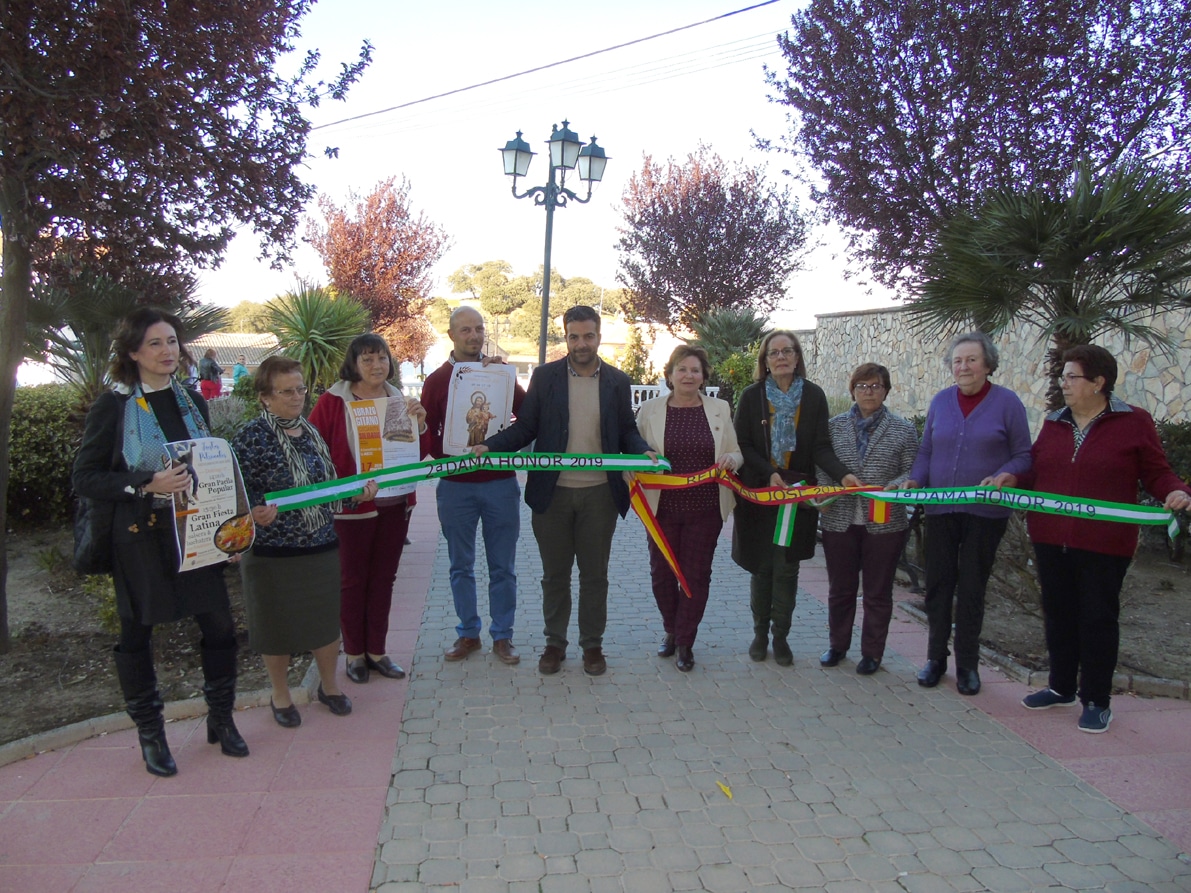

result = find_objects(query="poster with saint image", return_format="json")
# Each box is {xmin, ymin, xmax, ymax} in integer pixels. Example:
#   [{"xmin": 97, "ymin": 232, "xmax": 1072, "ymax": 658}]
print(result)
[
  {"xmin": 442, "ymin": 362, "xmax": 517, "ymax": 455},
  {"xmin": 166, "ymin": 437, "xmax": 253, "ymax": 572},
  {"xmin": 348, "ymin": 395, "xmax": 420, "ymax": 496}
]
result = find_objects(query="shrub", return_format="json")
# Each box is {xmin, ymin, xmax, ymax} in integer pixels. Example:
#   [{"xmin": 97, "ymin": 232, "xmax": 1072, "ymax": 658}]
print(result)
[
  {"xmin": 231, "ymin": 373, "xmax": 256, "ymax": 402},
  {"xmin": 9, "ymin": 384, "xmax": 83, "ymax": 525},
  {"xmin": 1157, "ymin": 418, "xmax": 1191, "ymax": 484},
  {"xmin": 84, "ymin": 575, "xmax": 120, "ymax": 635},
  {"xmin": 713, "ymin": 349, "xmax": 757, "ymax": 412},
  {"xmin": 207, "ymin": 395, "xmax": 257, "ymax": 442},
  {"xmin": 1138, "ymin": 418, "xmax": 1191, "ymax": 556}
]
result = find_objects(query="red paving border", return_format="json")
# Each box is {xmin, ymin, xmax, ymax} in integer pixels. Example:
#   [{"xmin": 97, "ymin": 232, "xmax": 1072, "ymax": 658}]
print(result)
[
  {"xmin": 0, "ymin": 483, "xmax": 441, "ymax": 893},
  {"xmin": 798, "ymin": 557, "xmax": 1191, "ymax": 856}
]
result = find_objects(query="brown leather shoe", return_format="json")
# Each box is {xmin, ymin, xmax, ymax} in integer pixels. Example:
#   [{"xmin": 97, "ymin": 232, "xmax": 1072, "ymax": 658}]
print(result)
[
  {"xmin": 538, "ymin": 644, "xmax": 565, "ymax": 674},
  {"xmin": 492, "ymin": 639, "xmax": 520, "ymax": 665},
  {"xmin": 445, "ymin": 637, "xmax": 482, "ymax": 661},
  {"xmin": 582, "ymin": 646, "xmax": 607, "ymax": 676}
]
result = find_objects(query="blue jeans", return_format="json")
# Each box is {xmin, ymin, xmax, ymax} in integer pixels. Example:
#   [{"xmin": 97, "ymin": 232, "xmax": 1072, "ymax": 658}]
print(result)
[{"xmin": 436, "ymin": 476, "xmax": 520, "ymax": 641}]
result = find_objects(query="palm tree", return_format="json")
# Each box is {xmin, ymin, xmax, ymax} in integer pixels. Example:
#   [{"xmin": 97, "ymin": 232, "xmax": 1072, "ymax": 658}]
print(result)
[
  {"xmin": 687, "ymin": 306, "xmax": 771, "ymax": 408},
  {"xmin": 687, "ymin": 306, "xmax": 771, "ymax": 369},
  {"xmin": 26, "ymin": 268, "xmax": 227, "ymax": 410},
  {"xmin": 908, "ymin": 161, "xmax": 1191, "ymax": 409},
  {"xmin": 268, "ymin": 281, "xmax": 369, "ymax": 395}
]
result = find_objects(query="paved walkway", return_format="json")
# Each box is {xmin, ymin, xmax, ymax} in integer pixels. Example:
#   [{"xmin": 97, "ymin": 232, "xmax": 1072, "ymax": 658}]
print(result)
[{"xmin": 2, "ymin": 479, "xmax": 1191, "ymax": 892}]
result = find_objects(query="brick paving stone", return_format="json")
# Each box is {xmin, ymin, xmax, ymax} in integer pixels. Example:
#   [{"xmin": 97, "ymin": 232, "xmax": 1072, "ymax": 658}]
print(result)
[
  {"xmin": 539, "ymin": 876, "xmax": 590, "ymax": 893},
  {"xmin": 863, "ymin": 829, "xmax": 914, "ymax": 855},
  {"xmin": 969, "ymin": 865, "xmax": 1038, "ymax": 892},
  {"xmin": 897, "ymin": 874, "xmax": 969, "ymax": 893},
  {"xmin": 696, "ymin": 862, "xmax": 751, "ymax": 892},
  {"xmin": 917, "ymin": 847, "xmax": 972, "ymax": 877}
]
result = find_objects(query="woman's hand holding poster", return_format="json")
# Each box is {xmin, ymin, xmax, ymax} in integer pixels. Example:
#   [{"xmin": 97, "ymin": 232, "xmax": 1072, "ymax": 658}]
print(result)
[{"xmin": 166, "ymin": 437, "xmax": 253, "ymax": 571}]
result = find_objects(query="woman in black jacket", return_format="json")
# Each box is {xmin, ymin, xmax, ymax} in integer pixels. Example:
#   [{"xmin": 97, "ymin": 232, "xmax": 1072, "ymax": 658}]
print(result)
[
  {"xmin": 73, "ymin": 309, "xmax": 248, "ymax": 777},
  {"xmin": 733, "ymin": 331, "xmax": 858, "ymax": 666}
]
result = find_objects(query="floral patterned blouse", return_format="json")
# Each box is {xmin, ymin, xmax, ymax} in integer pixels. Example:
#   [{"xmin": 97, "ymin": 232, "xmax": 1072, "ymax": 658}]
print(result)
[
  {"xmin": 658, "ymin": 404, "xmax": 718, "ymax": 514},
  {"xmin": 232, "ymin": 416, "xmax": 337, "ymax": 556}
]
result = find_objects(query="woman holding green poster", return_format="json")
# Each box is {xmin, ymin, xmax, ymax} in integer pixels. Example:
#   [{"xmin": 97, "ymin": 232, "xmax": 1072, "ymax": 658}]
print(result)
[{"xmin": 992, "ymin": 344, "xmax": 1191, "ymax": 734}]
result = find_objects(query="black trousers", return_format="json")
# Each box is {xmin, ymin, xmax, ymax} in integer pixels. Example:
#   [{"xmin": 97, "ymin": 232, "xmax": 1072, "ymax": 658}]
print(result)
[
  {"xmin": 1033, "ymin": 542, "xmax": 1131, "ymax": 708},
  {"xmin": 118, "ymin": 609, "xmax": 236, "ymax": 654},
  {"xmin": 924, "ymin": 513, "xmax": 1008, "ymax": 668}
]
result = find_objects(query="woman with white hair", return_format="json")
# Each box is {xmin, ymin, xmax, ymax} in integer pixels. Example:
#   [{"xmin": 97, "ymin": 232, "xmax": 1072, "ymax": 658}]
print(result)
[{"xmin": 904, "ymin": 332, "xmax": 1032, "ymax": 696}]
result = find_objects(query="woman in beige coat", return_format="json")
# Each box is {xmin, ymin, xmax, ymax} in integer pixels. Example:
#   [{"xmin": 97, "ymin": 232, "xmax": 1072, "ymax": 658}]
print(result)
[{"xmin": 636, "ymin": 345, "xmax": 742, "ymax": 671}]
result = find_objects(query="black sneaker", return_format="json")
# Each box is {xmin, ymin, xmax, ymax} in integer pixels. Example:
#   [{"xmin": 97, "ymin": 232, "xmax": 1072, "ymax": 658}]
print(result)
[
  {"xmin": 1078, "ymin": 703, "xmax": 1112, "ymax": 733},
  {"xmin": 1022, "ymin": 688, "xmax": 1077, "ymax": 710}
]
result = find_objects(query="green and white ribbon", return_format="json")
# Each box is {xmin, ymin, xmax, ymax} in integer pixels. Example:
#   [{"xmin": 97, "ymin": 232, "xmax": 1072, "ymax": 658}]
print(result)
[
  {"xmin": 773, "ymin": 478, "xmax": 805, "ymax": 547},
  {"xmin": 865, "ymin": 486, "xmax": 1178, "ymax": 537},
  {"xmin": 266, "ymin": 452, "xmax": 670, "ymax": 512},
  {"xmin": 774, "ymin": 503, "xmax": 798, "ymax": 546},
  {"xmin": 766, "ymin": 483, "xmax": 1181, "ymax": 548}
]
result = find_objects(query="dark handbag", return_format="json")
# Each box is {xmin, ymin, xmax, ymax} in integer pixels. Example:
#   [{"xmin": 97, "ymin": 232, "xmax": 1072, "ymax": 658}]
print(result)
[
  {"xmin": 779, "ymin": 468, "xmax": 814, "ymax": 486},
  {"xmin": 72, "ymin": 394, "xmax": 129, "ymax": 575},
  {"xmin": 72, "ymin": 497, "xmax": 116, "ymax": 575}
]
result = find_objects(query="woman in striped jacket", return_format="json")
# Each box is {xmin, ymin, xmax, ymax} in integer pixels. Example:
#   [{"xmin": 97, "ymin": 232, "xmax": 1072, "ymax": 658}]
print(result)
[{"xmin": 817, "ymin": 363, "xmax": 918, "ymax": 676}]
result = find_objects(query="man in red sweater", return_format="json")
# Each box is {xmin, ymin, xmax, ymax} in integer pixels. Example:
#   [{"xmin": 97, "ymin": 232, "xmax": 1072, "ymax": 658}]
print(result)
[{"xmin": 420, "ymin": 307, "xmax": 526, "ymax": 665}]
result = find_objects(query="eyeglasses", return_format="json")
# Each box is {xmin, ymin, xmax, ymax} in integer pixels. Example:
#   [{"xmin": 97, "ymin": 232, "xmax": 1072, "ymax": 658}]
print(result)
[
  {"xmin": 854, "ymin": 383, "xmax": 885, "ymax": 393},
  {"xmin": 1059, "ymin": 374, "xmax": 1091, "ymax": 383},
  {"xmin": 766, "ymin": 348, "xmax": 798, "ymax": 359},
  {"xmin": 273, "ymin": 386, "xmax": 309, "ymax": 398}
]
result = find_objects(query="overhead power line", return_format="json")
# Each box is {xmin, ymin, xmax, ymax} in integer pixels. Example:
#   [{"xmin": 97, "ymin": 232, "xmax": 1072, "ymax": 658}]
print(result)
[
  {"xmin": 312, "ymin": 0, "xmax": 783, "ymax": 132},
  {"xmin": 319, "ymin": 31, "xmax": 783, "ymax": 142}
]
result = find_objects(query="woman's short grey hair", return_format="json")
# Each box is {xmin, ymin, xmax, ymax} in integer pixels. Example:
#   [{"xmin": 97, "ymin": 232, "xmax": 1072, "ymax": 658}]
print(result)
[{"xmin": 944, "ymin": 331, "xmax": 999, "ymax": 375}]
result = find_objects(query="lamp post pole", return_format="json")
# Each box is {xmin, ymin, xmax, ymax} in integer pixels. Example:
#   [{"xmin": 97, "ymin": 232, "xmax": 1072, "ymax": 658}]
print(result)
[
  {"xmin": 500, "ymin": 122, "xmax": 609, "ymax": 367},
  {"xmin": 538, "ymin": 163, "xmax": 559, "ymax": 368}
]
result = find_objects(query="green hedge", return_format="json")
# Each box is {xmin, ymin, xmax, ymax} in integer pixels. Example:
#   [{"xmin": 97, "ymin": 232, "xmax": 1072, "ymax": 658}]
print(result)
[
  {"xmin": 8, "ymin": 384, "xmax": 84, "ymax": 525},
  {"xmin": 1157, "ymin": 418, "xmax": 1191, "ymax": 484}
]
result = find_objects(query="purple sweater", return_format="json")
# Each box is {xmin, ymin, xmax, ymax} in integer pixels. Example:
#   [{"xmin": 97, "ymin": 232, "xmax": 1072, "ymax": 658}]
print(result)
[{"xmin": 909, "ymin": 383, "xmax": 1033, "ymax": 518}]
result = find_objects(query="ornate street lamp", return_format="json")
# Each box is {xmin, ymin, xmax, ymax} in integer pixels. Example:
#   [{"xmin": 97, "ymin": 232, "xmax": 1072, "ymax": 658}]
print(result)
[{"xmin": 499, "ymin": 121, "xmax": 609, "ymax": 366}]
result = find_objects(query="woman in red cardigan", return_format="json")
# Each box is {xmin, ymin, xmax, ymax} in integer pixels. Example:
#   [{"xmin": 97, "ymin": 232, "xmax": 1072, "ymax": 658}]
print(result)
[
  {"xmin": 309, "ymin": 334, "xmax": 426, "ymax": 684},
  {"xmin": 993, "ymin": 345, "xmax": 1191, "ymax": 734}
]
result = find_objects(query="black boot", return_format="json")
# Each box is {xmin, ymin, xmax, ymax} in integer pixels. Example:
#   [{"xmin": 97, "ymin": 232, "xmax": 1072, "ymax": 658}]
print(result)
[
  {"xmin": 771, "ymin": 635, "xmax": 793, "ymax": 667},
  {"xmin": 748, "ymin": 581, "xmax": 769, "ymax": 661},
  {"xmin": 113, "ymin": 647, "xmax": 177, "ymax": 777},
  {"xmin": 748, "ymin": 628, "xmax": 768, "ymax": 661},
  {"xmin": 201, "ymin": 642, "xmax": 249, "ymax": 758}
]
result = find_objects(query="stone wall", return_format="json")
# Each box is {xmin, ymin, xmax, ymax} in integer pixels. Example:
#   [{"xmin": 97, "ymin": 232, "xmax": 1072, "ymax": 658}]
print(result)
[{"xmin": 796, "ymin": 305, "xmax": 1191, "ymax": 429}]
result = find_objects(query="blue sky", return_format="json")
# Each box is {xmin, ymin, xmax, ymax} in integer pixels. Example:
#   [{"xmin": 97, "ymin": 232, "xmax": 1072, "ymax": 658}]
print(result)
[{"xmin": 196, "ymin": 0, "xmax": 897, "ymax": 327}]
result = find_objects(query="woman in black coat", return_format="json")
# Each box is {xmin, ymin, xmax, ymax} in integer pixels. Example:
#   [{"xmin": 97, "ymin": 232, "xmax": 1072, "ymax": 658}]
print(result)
[
  {"xmin": 73, "ymin": 309, "xmax": 248, "ymax": 777},
  {"xmin": 733, "ymin": 331, "xmax": 858, "ymax": 666}
]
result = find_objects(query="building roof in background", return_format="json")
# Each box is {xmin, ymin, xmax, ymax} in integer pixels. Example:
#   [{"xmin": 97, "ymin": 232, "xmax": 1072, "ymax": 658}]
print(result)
[{"xmin": 189, "ymin": 332, "xmax": 278, "ymax": 367}]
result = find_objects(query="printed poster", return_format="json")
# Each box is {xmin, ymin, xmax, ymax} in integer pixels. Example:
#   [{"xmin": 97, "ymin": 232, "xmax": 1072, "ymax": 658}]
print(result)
[
  {"xmin": 442, "ymin": 362, "xmax": 517, "ymax": 456},
  {"xmin": 166, "ymin": 437, "xmax": 253, "ymax": 572},
  {"xmin": 348, "ymin": 395, "xmax": 421, "ymax": 496}
]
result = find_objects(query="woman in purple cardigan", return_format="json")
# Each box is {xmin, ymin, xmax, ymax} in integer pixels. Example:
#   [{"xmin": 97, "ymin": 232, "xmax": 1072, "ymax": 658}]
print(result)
[{"xmin": 904, "ymin": 332, "xmax": 1032, "ymax": 696}]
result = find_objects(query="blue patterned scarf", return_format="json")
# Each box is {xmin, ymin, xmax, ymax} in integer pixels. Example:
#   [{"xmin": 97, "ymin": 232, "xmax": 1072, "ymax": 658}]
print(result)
[
  {"xmin": 766, "ymin": 375, "xmax": 804, "ymax": 468},
  {"xmin": 849, "ymin": 403, "xmax": 885, "ymax": 464},
  {"xmin": 122, "ymin": 380, "xmax": 208, "ymax": 473}
]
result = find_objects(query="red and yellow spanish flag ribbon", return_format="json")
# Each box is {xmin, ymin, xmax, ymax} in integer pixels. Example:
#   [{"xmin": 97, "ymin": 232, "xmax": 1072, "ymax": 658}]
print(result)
[
  {"xmin": 628, "ymin": 477, "xmax": 694, "ymax": 597},
  {"xmin": 631, "ymin": 468, "xmax": 881, "ymax": 577}
]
